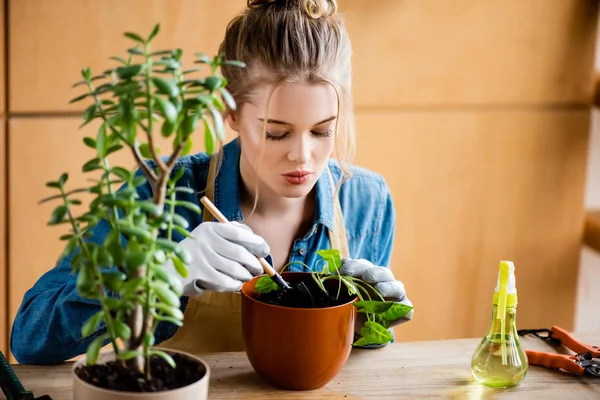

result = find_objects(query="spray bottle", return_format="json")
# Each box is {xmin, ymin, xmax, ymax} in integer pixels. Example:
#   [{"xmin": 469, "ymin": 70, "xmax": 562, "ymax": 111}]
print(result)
[{"xmin": 471, "ymin": 260, "xmax": 528, "ymax": 388}]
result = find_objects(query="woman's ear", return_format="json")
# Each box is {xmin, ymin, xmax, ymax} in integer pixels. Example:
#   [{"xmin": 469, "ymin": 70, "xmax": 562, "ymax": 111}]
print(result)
[{"xmin": 226, "ymin": 111, "xmax": 240, "ymax": 133}]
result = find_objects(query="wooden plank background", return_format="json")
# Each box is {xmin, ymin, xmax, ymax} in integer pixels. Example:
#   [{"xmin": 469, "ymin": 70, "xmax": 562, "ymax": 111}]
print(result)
[{"xmin": 3, "ymin": 0, "xmax": 598, "ymax": 361}]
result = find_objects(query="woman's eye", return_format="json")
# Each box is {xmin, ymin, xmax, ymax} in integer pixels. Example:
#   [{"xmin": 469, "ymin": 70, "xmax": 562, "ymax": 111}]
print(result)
[
  {"xmin": 266, "ymin": 132, "xmax": 289, "ymax": 141},
  {"xmin": 312, "ymin": 130, "xmax": 333, "ymax": 138}
]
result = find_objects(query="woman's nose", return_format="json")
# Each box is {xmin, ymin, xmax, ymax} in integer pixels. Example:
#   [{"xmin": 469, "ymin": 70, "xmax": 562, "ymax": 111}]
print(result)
[{"xmin": 287, "ymin": 133, "xmax": 312, "ymax": 164}]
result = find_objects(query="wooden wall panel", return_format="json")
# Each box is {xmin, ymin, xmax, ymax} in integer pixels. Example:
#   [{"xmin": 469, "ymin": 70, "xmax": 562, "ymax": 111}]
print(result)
[
  {"xmin": 351, "ymin": 109, "xmax": 590, "ymax": 342},
  {"xmin": 9, "ymin": 0, "xmax": 599, "ymax": 113},
  {"xmin": 7, "ymin": 117, "xmax": 236, "ymax": 361},
  {"xmin": 1, "ymin": 0, "xmax": 5, "ymax": 115},
  {"xmin": 1, "ymin": 119, "xmax": 6, "ymax": 358},
  {"xmin": 343, "ymin": 0, "xmax": 598, "ymax": 107},
  {"xmin": 9, "ymin": 0, "xmax": 246, "ymax": 113}
]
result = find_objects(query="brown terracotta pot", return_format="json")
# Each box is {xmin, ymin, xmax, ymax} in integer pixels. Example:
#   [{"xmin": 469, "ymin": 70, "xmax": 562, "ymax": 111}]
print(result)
[
  {"xmin": 72, "ymin": 347, "xmax": 210, "ymax": 399},
  {"xmin": 241, "ymin": 272, "xmax": 357, "ymax": 391}
]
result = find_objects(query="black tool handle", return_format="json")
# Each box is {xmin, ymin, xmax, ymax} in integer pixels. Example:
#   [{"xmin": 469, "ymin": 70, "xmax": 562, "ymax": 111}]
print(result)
[{"xmin": 0, "ymin": 351, "xmax": 33, "ymax": 400}]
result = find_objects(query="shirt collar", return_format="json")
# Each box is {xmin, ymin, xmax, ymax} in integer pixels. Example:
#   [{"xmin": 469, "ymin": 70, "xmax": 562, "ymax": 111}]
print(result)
[{"xmin": 211, "ymin": 137, "xmax": 336, "ymax": 232}]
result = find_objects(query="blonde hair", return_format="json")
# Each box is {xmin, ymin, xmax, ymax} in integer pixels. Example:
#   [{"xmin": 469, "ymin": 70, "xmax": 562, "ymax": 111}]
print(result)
[{"xmin": 212, "ymin": 0, "xmax": 355, "ymax": 211}]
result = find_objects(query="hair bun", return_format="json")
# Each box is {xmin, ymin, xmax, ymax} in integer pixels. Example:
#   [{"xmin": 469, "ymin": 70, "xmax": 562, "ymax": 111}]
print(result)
[{"xmin": 247, "ymin": 0, "xmax": 337, "ymax": 18}]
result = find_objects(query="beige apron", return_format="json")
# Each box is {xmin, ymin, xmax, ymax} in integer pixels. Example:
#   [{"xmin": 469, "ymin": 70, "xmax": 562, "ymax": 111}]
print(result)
[{"xmin": 159, "ymin": 156, "xmax": 349, "ymax": 354}]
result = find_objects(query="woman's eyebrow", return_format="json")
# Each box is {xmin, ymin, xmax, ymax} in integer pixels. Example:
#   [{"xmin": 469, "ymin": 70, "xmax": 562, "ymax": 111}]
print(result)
[{"xmin": 257, "ymin": 115, "xmax": 337, "ymax": 126}]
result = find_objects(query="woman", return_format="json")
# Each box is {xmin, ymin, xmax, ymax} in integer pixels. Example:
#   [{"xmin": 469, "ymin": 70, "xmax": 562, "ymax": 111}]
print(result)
[{"xmin": 11, "ymin": 0, "xmax": 413, "ymax": 364}]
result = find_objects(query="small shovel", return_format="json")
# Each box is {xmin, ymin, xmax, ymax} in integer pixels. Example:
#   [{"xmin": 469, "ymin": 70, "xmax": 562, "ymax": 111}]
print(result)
[
  {"xmin": 200, "ymin": 196, "xmax": 291, "ymax": 290},
  {"xmin": 200, "ymin": 197, "xmax": 321, "ymax": 306}
]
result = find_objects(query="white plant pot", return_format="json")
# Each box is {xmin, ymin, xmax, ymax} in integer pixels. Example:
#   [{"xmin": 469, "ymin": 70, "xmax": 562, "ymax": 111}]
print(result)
[{"xmin": 72, "ymin": 348, "xmax": 210, "ymax": 400}]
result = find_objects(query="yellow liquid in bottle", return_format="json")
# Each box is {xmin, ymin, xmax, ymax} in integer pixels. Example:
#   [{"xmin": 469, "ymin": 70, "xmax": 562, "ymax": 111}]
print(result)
[{"xmin": 471, "ymin": 306, "xmax": 528, "ymax": 388}]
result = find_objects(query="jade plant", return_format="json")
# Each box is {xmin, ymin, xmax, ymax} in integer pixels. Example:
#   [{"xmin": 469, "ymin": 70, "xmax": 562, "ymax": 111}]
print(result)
[
  {"xmin": 40, "ymin": 24, "xmax": 243, "ymax": 379},
  {"xmin": 254, "ymin": 249, "xmax": 413, "ymax": 346}
]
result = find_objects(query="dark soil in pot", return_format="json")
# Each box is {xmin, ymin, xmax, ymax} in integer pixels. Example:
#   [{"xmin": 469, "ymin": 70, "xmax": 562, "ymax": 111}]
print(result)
[
  {"xmin": 254, "ymin": 275, "xmax": 355, "ymax": 308},
  {"xmin": 74, "ymin": 352, "xmax": 205, "ymax": 392}
]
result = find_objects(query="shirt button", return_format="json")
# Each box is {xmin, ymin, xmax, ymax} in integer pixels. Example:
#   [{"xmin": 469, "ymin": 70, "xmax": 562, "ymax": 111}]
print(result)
[{"xmin": 299, "ymin": 248, "xmax": 306, "ymax": 255}]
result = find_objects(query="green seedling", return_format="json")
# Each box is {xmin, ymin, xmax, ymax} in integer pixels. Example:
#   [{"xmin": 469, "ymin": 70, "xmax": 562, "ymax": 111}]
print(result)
[{"xmin": 255, "ymin": 249, "xmax": 413, "ymax": 347}]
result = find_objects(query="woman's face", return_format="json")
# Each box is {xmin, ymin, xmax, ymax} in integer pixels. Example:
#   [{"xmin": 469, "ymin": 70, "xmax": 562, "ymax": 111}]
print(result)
[{"xmin": 229, "ymin": 80, "xmax": 338, "ymax": 200}]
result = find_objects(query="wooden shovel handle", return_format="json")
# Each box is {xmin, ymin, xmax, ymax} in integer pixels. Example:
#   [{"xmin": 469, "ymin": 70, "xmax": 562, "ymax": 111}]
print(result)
[{"xmin": 200, "ymin": 196, "xmax": 277, "ymax": 278}]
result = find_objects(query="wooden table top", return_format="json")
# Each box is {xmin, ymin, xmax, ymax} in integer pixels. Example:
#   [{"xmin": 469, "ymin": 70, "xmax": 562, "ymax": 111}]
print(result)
[{"xmin": 3, "ymin": 332, "xmax": 599, "ymax": 399}]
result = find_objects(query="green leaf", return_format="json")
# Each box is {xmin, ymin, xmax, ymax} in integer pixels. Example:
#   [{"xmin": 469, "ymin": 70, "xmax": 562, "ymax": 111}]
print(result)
[
  {"xmin": 204, "ymin": 76, "xmax": 223, "ymax": 90},
  {"xmin": 173, "ymin": 225, "xmax": 193, "ymax": 239},
  {"xmin": 117, "ymin": 221, "xmax": 153, "ymax": 241},
  {"xmin": 116, "ymin": 64, "xmax": 143, "ymax": 80},
  {"xmin": 171, "ymin": 214, "xmax": 189, "ymax": 229},
  {"xmin": 182, "ymin": 137, "xmax": 193, "ymax": 156},
  {"xmin": 83, "ymin": 137, "xmax": 96, "ymax": 149},
  {"xmin": 82, "ymin": 68, "xmax": 92, "ymax": 80},
  {"xmin": 81, "ymin": 311, "xmax": 104, "ymax": 338},
  {"xmin": 203, "ymin": 116, "xmax": 215, "ymax": 154},
  {"xmin": 161, "ymin": 120, "xmax": 175, "ymax": 138},
  {"xmin": 118, "ymin": 350, "xmax": 141, "ymax": 361},
  {"xmin": 139, "ymin": 201, "xmax": 162, "ymax": 216},
  {"xmin": 222, "ymin": 59, "xmax": 246, "ymax": 68},
  {"xmin": 153, "ymin": 314, "xmax": 183, "ymax": 326},
  {"xmin": 102, "ymin": 272, "xmax": 125, "ymax": 292},
  {"xmin": 172, "ymin": 200, "xmax": 201, "ymax": 214},
  {"xmin": 379, "ymin": 302, "xmax": 414, "ymax": 321},
  {"xmin": 110, "ymin": 56, "xmax": 127, "ymax": 65},
  {"xmin": 212, "ymin": 94, "xmax": 226, "ymax": 111},
  {"xmin": 255, "ymin": 275, "xmax": 279, "ymax": 294},
  {"xmin": 127, "ymin": 47, "xmax": 144, "ymax": 56},
  {"xmin": 174, "ymin": 187, "xmax": 195, "ymax": 194},
  {"xmin": 125, "ymin": 251, "xmax": 150, "ymax": 270},
  {"xmin": 172, "ymin": 167, "xmax": 185, "ymax": 183},
  {"xmin": 59, "ymin": 173, "xmax": 69, "ymax": 185},
  {"xmin": 143, "ymin": 332, "xmax": 155, "ymax": 347},
  {"xmin": 148, "ymin": 23, "xmax": 160, "ymax": 41},
  {"xmin": 195, "ymin": 52, "xmax": 212, "ymax": 64},
  {"xmin": 86, "ymin": 334, "xmax": 109, "ymax": 365},
  {"xmin": 155, "ymin": 302, "xmax": 184, "ymax": 320},
  {"xmin": 209, "ymin": 107, "xmax": 225, "ymax": 142},
  {"xmin": 171, "ymin": 256, "xmax": 188, "ymax": 278},
  {"xmin": 76, "ymin": 266, "xmax": 96, "ymax": 296},
  {"xmin": 111, "ymin": 167, "xmax": 131, "ymax": 181},
  {"xmin": 355, "ymin": 321, "xmax": 393, "ymax": 346},
  {"xmin": 120, "ymin": 277, "xmax": 145, "ymax": 298},
  {"xmin": 132, "ymin": 175, "xmax": 147, "ymax": 187},
  {"xmin": 46, "ymin": 181, "xmax": 60, "ymax": 189},
  {"xmin": 124, "ymin": 32, "xmax": 145, "ymax": 44},
  {"xmin": 106, "ymin": 144, "xmax": 124, "ymax": 157},
  {"xmin": 139, "ymin": 143, "xmax": 153, "ymax": 159},
  {"xmin": 69, "ymin": 93, "xmax": 89, "ymax": 104},
  {"xmin": 354, "ymin": 300, "xmax": 394, "ymax": 314},
  {"xmin": 154, "ymin": 249, "xmax": 166, "ymax": 264},
  {"xmin": 82, "ymin": 158, "xmax": 102, "ymax": 172},
  {"xmin": 152, "ymin": 77, "xmax": 179, "ymax": 97},
  {"xmin": 154, "ymin": 97, "xmax": 178, "ymax": 123},
  {"xmin": 153, "ymin": 281, "xmax": 180, "ymax": 307},
  {"xmin": 220, "ymin": 88, "xmax": 236, "ymax": 110},
  {"xmin": 83, "ymin": 104, "xmax": 97, "ymax": 124},
  {"xmin": 115, "ymin": 321, "xmax": 132, "ymax": 340},
  {"xmin": 150, "ymin": 350, "xmax": 176, "ymax": 368},
  {"xmin": 316, "ymin": 248, "xmax": 341, "ymax": 273},
  {"xmin": 96, "ymin": 124, "xmax": 107, "ymax": 158},
  {"xmin": 181, "ymin": 113, "xmax": 199, "ymax": 137},
  {"xmin": 50, "ymin": 205, "xmax": 68, "ymax": 225}
]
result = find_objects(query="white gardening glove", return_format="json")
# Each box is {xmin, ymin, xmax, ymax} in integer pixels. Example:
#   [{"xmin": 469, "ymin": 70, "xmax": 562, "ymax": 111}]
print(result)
[
  {"xmin": 340, "ymin": 258, "xmax": 414, "ymax": 327},
  {"xmin": 164, "ymin": 221, "xmax": 270, "ymax": 297}
]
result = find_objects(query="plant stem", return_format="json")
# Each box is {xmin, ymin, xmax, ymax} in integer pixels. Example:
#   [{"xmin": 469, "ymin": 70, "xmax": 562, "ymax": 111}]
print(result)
[{"xmin": 60, "ymin": 188, "xmax": 120, "ymax": 356}]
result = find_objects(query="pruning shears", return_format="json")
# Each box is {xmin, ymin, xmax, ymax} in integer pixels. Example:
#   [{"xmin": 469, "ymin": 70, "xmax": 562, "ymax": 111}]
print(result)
[{"xmin": 517, "ymin": 325, "xmax": 600, "ymax": 378}]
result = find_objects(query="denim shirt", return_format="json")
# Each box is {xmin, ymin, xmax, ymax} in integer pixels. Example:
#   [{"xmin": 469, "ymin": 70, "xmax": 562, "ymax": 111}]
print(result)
[{"xmin": 10, "ymin": 137, "xmax": 396, "ymax": 364}]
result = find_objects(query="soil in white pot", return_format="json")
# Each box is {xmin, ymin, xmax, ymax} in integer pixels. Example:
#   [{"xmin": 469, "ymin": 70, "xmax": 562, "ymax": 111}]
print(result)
[{"xmin": 74, "ymin": 352, "xmax": 206, "ymax": 392}]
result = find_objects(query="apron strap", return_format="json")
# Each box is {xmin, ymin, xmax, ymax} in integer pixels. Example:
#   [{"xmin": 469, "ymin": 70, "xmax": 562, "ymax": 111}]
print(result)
[
  {"xmin": 202, "ymin": 155, "xmax": 349, "ymax": 258},
  {"xmin": 327, "ymin": 166, "xmax": 350, "ymax": 259},
  {"xmin": 203, "ymin": 155, "xmax": 218, "ymax": 223}
]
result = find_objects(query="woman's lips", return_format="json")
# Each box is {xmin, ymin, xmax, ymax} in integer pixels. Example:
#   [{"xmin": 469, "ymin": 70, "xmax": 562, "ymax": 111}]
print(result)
[{"xmin": 282, "ymin": 171, "xmax": 313, "ymax": 185}]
